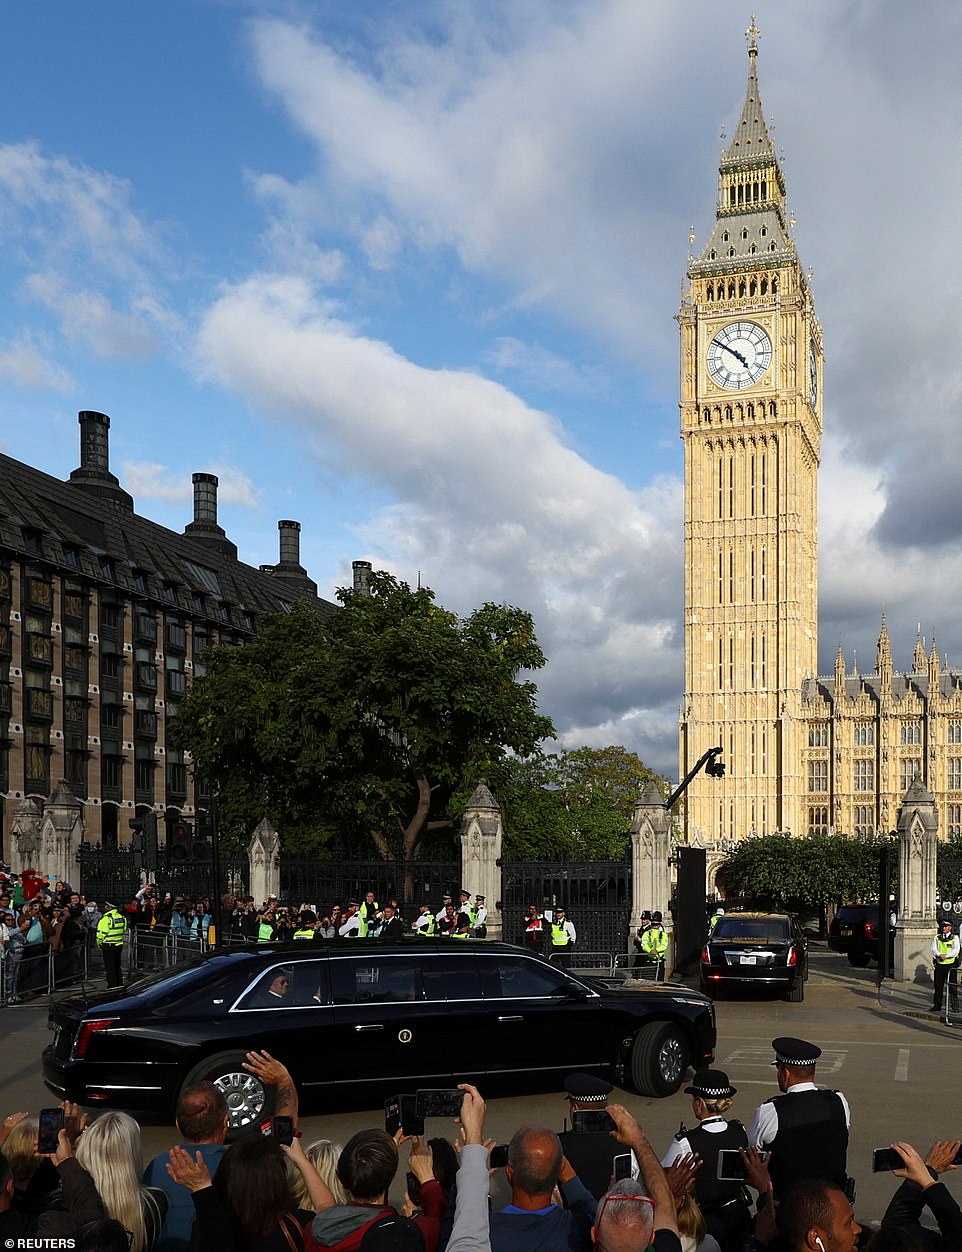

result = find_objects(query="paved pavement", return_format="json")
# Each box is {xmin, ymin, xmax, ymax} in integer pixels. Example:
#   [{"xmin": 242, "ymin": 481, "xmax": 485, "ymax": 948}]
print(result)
[{"xmin": 0, "ymin": 943, "xmax": 960, "ymax": 1223}]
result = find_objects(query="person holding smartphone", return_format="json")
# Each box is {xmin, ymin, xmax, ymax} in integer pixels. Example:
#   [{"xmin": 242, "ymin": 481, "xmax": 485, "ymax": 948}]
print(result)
[
  {"xmin": 661, "ymin": 1070, "xmax": 751, "ymax": 1252},
  {"xmin": 558, "ymin": 1073, "xmax": 636, "ymax": 1202}
]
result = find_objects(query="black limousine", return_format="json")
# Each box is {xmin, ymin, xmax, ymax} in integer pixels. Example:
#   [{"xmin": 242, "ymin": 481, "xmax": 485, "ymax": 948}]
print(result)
[{"xmin": 44, "ymin": 939, "xmax": 715, "ymax": 1127}]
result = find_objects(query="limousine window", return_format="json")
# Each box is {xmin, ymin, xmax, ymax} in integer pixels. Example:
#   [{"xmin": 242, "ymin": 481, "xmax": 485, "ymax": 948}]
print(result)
[
  {"xmin": 332, "ymin": 958, "xmax": 422, "ymax": 1005},
  {"xmin": 479, "ymin": 955, "xmax": 571, "ymax": 999},
  {"xmin": 420, "ymin": 954, "xmax": 482, "ymax": 1002},
  {"xmin": 237, "ymin": 961, "xmax": 328, "ymax": 1010}
]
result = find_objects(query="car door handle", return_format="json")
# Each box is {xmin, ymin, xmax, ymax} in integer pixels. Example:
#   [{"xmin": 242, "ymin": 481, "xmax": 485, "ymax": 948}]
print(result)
[
  {"xmin": 354, "ymin": 1024, "xmax": 384, "ymax": 1032},
  {"xmin": 497, "ymin": 1015, "xmax": 523, "ymax": 1023}
]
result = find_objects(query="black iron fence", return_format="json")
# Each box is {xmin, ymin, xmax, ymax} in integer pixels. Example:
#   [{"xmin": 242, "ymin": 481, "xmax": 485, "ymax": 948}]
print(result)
[
  {"xmin": 500, "ymin": 855, "xmax": 632, "ymax": 956},
  {"xmin": 77, "ymin": 842, "xmax": 247, "ymax": 905},
  {"xmin": 279, "ymin": 854, "xmax": 460, "ymax": 912}
]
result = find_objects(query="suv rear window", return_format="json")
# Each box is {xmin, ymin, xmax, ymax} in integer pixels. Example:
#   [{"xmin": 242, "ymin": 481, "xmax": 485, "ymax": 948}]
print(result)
[{"xmin": 713, "ymin": 918, "xmax": 790, "ymax": 942}]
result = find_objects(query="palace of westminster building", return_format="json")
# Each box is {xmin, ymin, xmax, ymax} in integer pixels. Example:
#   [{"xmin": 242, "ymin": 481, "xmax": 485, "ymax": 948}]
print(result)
[{"xmin": 678, "ymin": 22, "xmax": 962, "ymax": 846}]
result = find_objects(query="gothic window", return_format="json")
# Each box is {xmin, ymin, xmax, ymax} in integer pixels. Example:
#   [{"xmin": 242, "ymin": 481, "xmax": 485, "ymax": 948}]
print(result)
[
  {"xmin": 729, "ymin": 549, "xmax": 735, "ymax": 603},
  {"xmin": 728, "ymin": 635, "xmax": 734, "ymax": 687},
  {"xmin": 809, "ymin": 806, "xmax": 829, "ymax": 837},
  {"xmin": 854, "ymin": 805, "xmax": 874, "ymax": 837},
  {"xmin": 730, "ymin": 187, "xmax": 736, "ymax": 206},
  {"xmin": 703, "ymin": 407, "xmax": 711, "ymax": 423},
  {"xmin": 761, "ymin": 226, "xmax": 767, "ymax": 237},
  {"xmin": 725, "ymin": 404, "xmax": 733, "ymax": 421},
  {"xmin": 750, "ymin": 245, "xmax": 757, "ymax": 255},
  {"xmin": 742, "ymin": 229, "xmax": 748, "ymax": 240},
  {"xmin": 728, "ymin": 281, "xmax": 735, "ymax": 298},
  {"xmin": 747, "ymin": 402, "xmax": 755, "ymax": 419},
  {"xmin": 749, "ymin": 275, "xmax": 757, "ymax": 290},
  {"xmin": 809, "ymin": 723, "xmax": 829, "ymax": 747},
  {"xmin": 854, "ymin": 723, "xmax": 875, "ymax": 746},
  {"xmin": 770, "ymin": 242, "xmax": 777, "ymax": 252},
  {"xmin": 761, "ymin": 181, "xmax": 767, "ymax": 199},
  {"xmin": 729, "ymin": 456, "xmax": 735, "ymax": 516},
  {"xmin": 900, "ymin": 759, "xmax": 922, "ymax": 794},
  {"xmin": 950, "ymin": 720, "xmax": 962, "ymax": 744},
  {"xmin": 772, "ymin": 275, "xmax": 778, "ymax": 291},
  {"xmin": 750, "ymin": 633, "xmax": 756, "ymax": 684},
  {"xmin": 722, "ymin": 231, "xmax": 729, "ymax": 242},
  {"xmin": 760, "ymin": 453, "xmax": 767, "ymax": 512},
  {"xmin": 718, "ymin": 637, "xmax": 724, "ymax": 688},
  {"xmin": 900, "ymin": 721, "xmax": 921, "ymax": 745},
  {"xmin": 808, "ymin": 761, "xmax": 828, "ymax": 792},
  {"xmin": 854, "ymin": 760, "xmax": 874, "ymax": 792},
  {"xmin": 710, "ymin": 250, "xmax": 717, "ymax": 260},
  {"xmin": 949, "ymin": 758, "xmax": 962, "ymax": 790},
  {"xmin": 738, "ymin": 184, "xmax": 743, "ymax": 204},
  {"xmin": 706, "ymin": 284, "xmax": 714, "ymax": 301},
  {"xmin": 718, "ymin": 457, "xmax": 724, "ymax": 518},
  {"xmin": 749, "ymin": 455, "xmax": 756, "ymax": 516},
  {"xmin": 738, "ymin": 280, "xmax": 746, "ymax": 297},
  {"xmin": 760, "ymin": 278, "xmax": 768, "ymax": 295},
  {"xmin": 750, "ymin": 727, "xmax": 756, "ymax": 773},
  {"xmin": 761, "ymin": 729, "xmax": 768, "ymax": 774},
  {"xmin": 728, "ymin": 248, "xmax": 735, "ymax": 258},
  {"xmin": 950, "ymin": 805, "xmax": 962, "ymax": 839},
  {"xmin": 760, "ymin": 630, "xmax": 767, "ymax": 686},
  {"xmin": 768, "ymin": 401, "xmax": 777, "ymax": 417},
  {"xmin": 750, "ymin": 548, "xmax": 756, "ymax": 599},
  {"xmin": 760, "ymin": 547, "xmax": 767, "ymax": 600},
  {"xmin": 718, "ymin": 550, "xmax": 724, "ymax": 603}
]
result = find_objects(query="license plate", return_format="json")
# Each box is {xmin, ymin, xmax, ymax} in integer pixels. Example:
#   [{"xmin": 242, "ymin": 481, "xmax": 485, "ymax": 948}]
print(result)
[
  {"xmin": 841, "ymin": 928, "xmax": 853, "ymax": 936},
  {"xmin": 740, "ymin": 955, "xmax": 757, "ymax": 965}
]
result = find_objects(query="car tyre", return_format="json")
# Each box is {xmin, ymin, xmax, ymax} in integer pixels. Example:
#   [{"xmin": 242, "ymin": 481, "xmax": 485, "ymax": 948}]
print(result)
[
  {"xmin": 629, "ymin": 1021, "xmax": 689, "ymax": 1097},
  {"xmin": 182, "ymin": 1051, "xmax": 276, "ymax": 1131},
  {"xmin": 787, "ymin": 977, "xmax": 804, "ymax": 1002},
  {"xmin": 847, "ymin": 950, "xmax": 871, "ymax": 968}
]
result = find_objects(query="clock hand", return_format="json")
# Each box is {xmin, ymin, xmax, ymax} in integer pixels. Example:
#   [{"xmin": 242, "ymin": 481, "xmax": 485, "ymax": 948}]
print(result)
[{"xmin": 719, "ymin": 342, "xmax": 749, "ymax": 368}]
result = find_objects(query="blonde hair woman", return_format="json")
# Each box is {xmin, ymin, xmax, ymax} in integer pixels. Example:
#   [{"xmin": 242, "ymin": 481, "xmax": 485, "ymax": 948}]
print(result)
[
  {"xmin": 289, "ymin": 1139, "xmax": 345, "ymax": 1210},
  {"xmin": 75, "ymin": 1112, "xmax": 167, "ymax": 1252}
]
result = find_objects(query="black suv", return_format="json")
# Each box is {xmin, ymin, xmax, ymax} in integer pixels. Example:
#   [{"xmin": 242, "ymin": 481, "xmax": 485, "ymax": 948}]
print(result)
[
  {"xmin": 828, "ymin": 904, "xmax": 888, "ymax": 966},
  {"xmin": 44, "ymin": 939, "xmax": 715, "ymax": 1127}
]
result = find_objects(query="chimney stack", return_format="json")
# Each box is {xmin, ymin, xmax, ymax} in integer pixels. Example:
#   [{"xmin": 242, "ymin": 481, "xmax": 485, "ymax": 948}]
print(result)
[
  {"xmin": 68, "ymin": 410, "xmax": 133, "ymax": 509},
  {"xmin": 278, "ymin": 520, "xmax": 302, "ymax": 569},
  {"xmin": 352, "ymin": 560, "xmax": 373, "ymax": 595},
  {"xmin": 184, "ymin": 470, "xmax": 237, "ymax": 557}
]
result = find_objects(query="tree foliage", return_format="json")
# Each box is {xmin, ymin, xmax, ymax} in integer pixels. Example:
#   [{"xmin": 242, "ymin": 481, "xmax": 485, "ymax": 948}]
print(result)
[
  {"xmin": 174, "ymin": 573, "xmax": 554, "ymax": 857},
  {"xmin": 717, "ymin": 832, "xmax": 897, "ymax": 908},
  {"xmin": 493, "ymin": 745, "xmax": 670, "ymax": 859}
]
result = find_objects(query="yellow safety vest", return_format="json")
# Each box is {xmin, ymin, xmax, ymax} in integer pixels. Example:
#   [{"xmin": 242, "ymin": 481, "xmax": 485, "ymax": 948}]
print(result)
[
  {"xmin": 551, "ymin": 922, "xmax": 571, "ymax": 947},
  {"xmin": 97, "ymin": 911, "xmax": 126, "ymax": 947},
  {"xmin": 293, "ymin": 927, "xmax": 315, "ymax": 941},
  {"xmin": 935, "ymin": 937, "xmax": 958, "ymax": 964},
  {"xmin": 257, "ymin": 921, "xmax": 275, "ymax": 943}
]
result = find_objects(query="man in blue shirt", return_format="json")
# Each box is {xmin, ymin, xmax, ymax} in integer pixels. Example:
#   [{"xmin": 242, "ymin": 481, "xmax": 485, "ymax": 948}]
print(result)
[
  {"xmin": 490, "ymin": 1125, "xmax": 597, "ymax": 1252},
  {"xmin": 143, "ymin": 1082, "xmax": 228, "ymax": 1252}
]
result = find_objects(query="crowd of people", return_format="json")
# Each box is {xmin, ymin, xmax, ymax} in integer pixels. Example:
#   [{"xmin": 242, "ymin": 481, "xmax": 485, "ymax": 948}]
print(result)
[{"xmin": 1, "ymin": 1033, "xmax": 960, "ymax": 1252}]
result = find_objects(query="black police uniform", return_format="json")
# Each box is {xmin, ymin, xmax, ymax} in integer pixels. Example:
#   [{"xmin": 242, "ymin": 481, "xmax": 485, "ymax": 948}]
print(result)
[
  {"xmin": 673, "ymin": 1119, "xmax": 751, "ymax": 1252},
  {"xmin": 557, "ymin": 1073, "xmax": 627, "ymax": 1201}
]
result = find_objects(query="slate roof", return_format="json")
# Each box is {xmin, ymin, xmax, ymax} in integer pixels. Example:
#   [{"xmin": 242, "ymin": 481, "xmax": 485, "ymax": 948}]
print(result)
[{"xmin": 0, "ymin": 450, "xmax": 337, "ymax": 626}]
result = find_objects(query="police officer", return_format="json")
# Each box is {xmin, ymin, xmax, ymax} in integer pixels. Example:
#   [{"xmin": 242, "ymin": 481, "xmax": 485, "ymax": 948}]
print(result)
[
  {"xmin": 641, "ymin": 911, "xmax": 669, "ymax": 977},
  {"xmin": 662, "ymin": 1069, "xmax": 750, "ymax": 1252},
  {"xmin": 358, "ymin": 891, "xmax": 380, "ymax": 936},
  {"xmin": 549, "ymin": 907, "xmax": 576, "ymax": 950},
  {"xmin": 412, "ymin": 903, "xmax": 437, "ymax": 936},
  {"xmin": 931, "ymin": 918, "xmax": 960, "ymax": 1013},
  {"xmin": 257, "ymin": 906, "xmax": 277, "ymax": 943},
  {"xmin": 708, "ymin": 907, "xmax": 725, "ymax": 935},
  {"xmin": 557, "ymin": 1073, "xmax": 633, "ymax": 1201},
  {"xmin": 293, "ymin": 910, "xmax": 318, "ymax": 940},
  {"xmin": 632, "ymin": 911, "xmax": 653, "ymax": 968},
  {"xmin": 96, "ymin": 900, "xmax": 126, "ymax": 987},
  {"xmin": 472, "ymin": 895, "xmax": 488, "ymax": 937},
  {"xmin": 748, "ymin": 1037, "xmax": 851, "ymax": 1198}
]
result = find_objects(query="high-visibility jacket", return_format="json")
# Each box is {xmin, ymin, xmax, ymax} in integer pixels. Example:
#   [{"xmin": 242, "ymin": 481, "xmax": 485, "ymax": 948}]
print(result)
[
  {"xmin": 414, "ymin": 915, "xmax": 436, "ymax": 936},
  {"xmin": 551, "ymin": 922, "xmax": 572, "ymax": 948},
  {"xmin": 293, "ymin": 927, "xmax": 316, "ymax": 941},
  {"xmin": 641, "ymin": 926, "xmax": 668, "ymax": 960},
  {"xmin": 934, "ymin": 935, "xmax": 960, "ymax": 964},
  {"xmin": 257, "ymin": 921, "xmax": 275, "ymax": 943},
  {"xmin": 96, "ymin": 909, "xmax": 126, "ymax": 948}
]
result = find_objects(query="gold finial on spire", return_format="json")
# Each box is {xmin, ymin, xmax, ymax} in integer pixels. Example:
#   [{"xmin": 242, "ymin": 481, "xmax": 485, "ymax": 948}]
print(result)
[
  {"xmin": 789, "ymin": 210, "xmax": 796, "ymax": 231},
  {"xmin": 689, "ymin": 224, "xmax": 696, "ymax": 247},
  {"xmin": 746, "ymin": 14, "xmax": 760, "ymax": 58}
]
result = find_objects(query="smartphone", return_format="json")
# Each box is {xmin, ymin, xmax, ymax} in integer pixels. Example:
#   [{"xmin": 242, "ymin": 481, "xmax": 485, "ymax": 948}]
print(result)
[
  {"xmin": 613, "ymin": 1152, "xmax": 633, "ymax": 1181},
  {"xmin": 490, "ymin": 1144, "xmax": 510, "ymax": 1169},
  {"xmin": 271, "ymin": 1116, "xmax": 294, "ymax": 1146},
  {"xmin": 717, "ymin": 1148, "xmax": 747, "ymax": 1181},
  {"xmin": 572, "ymin": 1109, "xmax": 616, "ymax": 1134},
  {"xmin": 406, "ymin": 1170, "xmax": 422, "ymax": 1206},
  {"xmin": 872, "ymin": 1147, "xmax": 904, "ymax": 1173},
  {"xmin": 37, "ymin": 1107, "xmax": 64, "ymax": 1155},
  {"xmin": 416, "ymin": 1088, "xmax": 463, "ymax": 1119},
  {"xmin": 385, "ymin": 1094, "xmax": 424, "ymax": 1137}
]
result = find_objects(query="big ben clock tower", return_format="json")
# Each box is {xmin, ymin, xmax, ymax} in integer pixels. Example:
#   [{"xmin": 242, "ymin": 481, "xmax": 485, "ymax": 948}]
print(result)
[{"xmin": 678, "ymin": 18, "xmax": 822, "ymax": 844}]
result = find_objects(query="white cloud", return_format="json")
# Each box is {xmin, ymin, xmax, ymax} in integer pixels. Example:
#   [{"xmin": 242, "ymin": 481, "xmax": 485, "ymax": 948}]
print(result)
[
  {"xmin": 197, "ymin": 270, "xmax": 684, "ymax": 772},
  {"xmin": 361, "ymin": 215, "xmax": 403, "ymax": 271},
  {"xmin": 0, "ymin": 332, "xmax": 73, "ymax": 393},
  {"xmin": 486, "ymin": 336, "xmax": 601, "ymax": 394},
  {"xmin": 122, "ymin": 460, "xmax": 261, "ymax": 509},
  {"xmin": 25, "ymin": 272, "xmax": 160, "ymax": 358}
]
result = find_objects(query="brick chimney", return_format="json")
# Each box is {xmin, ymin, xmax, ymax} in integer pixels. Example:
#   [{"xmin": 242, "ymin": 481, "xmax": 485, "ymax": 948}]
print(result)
[{"xmin": 68, "ymin": 410, "xmax": 133, "ymax": 510}]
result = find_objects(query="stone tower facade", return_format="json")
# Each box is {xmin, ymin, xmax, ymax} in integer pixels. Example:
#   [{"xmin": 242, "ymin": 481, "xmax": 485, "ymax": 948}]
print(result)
[{"xmin": 677, "ymin": 21, "xmax": 823, "ymax": 844}]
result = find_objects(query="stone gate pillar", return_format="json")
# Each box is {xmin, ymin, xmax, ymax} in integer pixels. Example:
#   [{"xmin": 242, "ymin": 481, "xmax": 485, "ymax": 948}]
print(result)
[
  {"xmin": 895, "ymin": 776, "xmax": 938, "ymax": 984},
  {"xmin": 459, "ymin": 780, "xmax": 503, "ymax": 941},
  {"xmin": 9, "ymin": 797, "xmax": 42, "ymax": 876},
  {"xmin": 41, "ymin": 782, "xmax": 85, "ymax": 886},
  {"xmin": 629, "ymin": 781, "xmax": 673, "ymax": 937},
  {"xmin": 248, "ymin": 819, "xmax": 280, "ymax": 905}
]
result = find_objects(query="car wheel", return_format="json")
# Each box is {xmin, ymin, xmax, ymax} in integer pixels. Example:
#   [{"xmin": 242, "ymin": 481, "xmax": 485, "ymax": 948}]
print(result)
[
  {"xmin": 182, "ymin": 1051, "xmax": 276, "ymax": 1131},
  {"xmin": 847, "ymin": 950, "xmax": 871, "ymax": 968},
  {"xmin": 629, "ymin": 1022, "xmax": 689, "ymax": 1097},
  {"xmin": 788, "ymin": 977, "xmax": 804, "ymax": 1002}
]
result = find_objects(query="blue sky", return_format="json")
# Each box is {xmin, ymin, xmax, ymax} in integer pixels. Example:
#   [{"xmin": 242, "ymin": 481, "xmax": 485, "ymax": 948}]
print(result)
[{"xmin": 2, "ymin": 1, "xmax": 962, "ymax": 779}]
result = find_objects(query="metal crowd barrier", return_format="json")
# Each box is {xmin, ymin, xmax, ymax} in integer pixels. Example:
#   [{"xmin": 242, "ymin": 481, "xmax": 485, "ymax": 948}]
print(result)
[
  {"xmin": 612, "ymin": 952, "xmax": 665, "ymax": 982},
  {"xmin": 548, "ymin": 950, "xmax": 615, "ymax": 976}
]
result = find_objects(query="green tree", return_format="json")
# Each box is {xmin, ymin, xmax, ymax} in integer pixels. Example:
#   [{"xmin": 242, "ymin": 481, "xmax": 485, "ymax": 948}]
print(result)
[
  {"xmin": 717, "ymin": 832, "xmax": 896, "ymax": 909},
  {"xmin": 174, "ymin": 572, "xmax": 554, "ymax": 858},
  {"xmin": 495, "ymin": 745, "xmax": 669, "ymax": 858}
]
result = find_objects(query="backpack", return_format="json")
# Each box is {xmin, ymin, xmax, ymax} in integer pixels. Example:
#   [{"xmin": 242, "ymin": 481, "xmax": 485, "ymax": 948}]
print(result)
[{"xmin": 358, "ymin": 1212, "xmax": 426, "ymax": 1252}]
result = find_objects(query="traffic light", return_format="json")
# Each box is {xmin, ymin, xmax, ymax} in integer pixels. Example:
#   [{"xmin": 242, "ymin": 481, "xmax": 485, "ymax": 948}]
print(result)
[
  {"xmin": 128, "ymin": 812, "xmax": 158, "ymax": 868},
  {"xmin": 170, "ymin": 821, "xmax": 192, "ymax": 864}
]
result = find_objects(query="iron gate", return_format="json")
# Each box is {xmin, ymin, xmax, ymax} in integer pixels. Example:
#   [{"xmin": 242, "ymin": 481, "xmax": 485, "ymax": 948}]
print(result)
[
  {"xmin": 279, "ymin": 853, "xmax": 460, "ymax": 914},
  {"xmin": 500, "ymin": 856, "xmax": 631, "ymax": 956},
  {"xmin": 77, "ymin": 842, "xmax": 247, "ymax": 905}
]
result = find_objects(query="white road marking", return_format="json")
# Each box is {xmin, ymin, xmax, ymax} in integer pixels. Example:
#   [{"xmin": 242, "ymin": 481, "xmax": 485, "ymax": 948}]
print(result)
[
  {"xmin": 895, "ymin": 1049, "xmax": 910, "ymax": 1082},
  {"xmin": 724, "ymin": 1046, "xmax": 847, "ymax": 1074}
]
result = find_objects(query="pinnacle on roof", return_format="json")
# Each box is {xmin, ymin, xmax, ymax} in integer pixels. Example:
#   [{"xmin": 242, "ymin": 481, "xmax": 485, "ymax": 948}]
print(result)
[{"xmin": 722, "ymin": 16, "xmax": 776, "ymax": 168}]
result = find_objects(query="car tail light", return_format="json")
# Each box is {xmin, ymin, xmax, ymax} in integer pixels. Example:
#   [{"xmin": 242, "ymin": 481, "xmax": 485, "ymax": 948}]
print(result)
[
  {"xmin": 788, "ymin": 946, "xmax": 797, "ymax": 966},
  {"xmin": 701, "ymin": 946, "xmax": 710, "ymax": 964},
  {"xmin": 865, "ymin": 922, "xmax": 876, "ymax": 936},
  {"xmin": 72, "ymin": 1019, "xmax": 116, "ymax": 1059}
]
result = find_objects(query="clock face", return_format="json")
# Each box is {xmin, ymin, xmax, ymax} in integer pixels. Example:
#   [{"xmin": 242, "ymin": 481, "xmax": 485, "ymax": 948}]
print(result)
[
  {"xmin": 809, "ymin": 339, "xmax": 818, "ymax": 405},
  {"xmin": 706, "ymin": 321, "xmax": 772, "ymax": 390}
]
